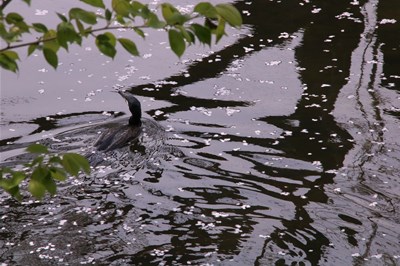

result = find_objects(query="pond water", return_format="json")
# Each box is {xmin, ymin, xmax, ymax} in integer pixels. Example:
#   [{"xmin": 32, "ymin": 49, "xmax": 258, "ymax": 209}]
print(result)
[{"xmin": 1, "ymin": 0, "xmax": 400, "ymax": 265}]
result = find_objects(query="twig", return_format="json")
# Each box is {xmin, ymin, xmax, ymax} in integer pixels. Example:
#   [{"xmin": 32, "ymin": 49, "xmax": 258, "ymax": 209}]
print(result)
[
  {"xmin": 0, "ymin": 25, "xmax": 148, "ymax": 52},
  {"xmin": 1, "ymin": 0, "xmax": 13, "ymax": 11}
]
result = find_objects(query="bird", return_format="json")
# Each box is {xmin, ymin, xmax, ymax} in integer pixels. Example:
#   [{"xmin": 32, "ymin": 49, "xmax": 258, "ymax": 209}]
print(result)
[{"xmin": 94, "ymin": 91, "xmax": 142, "ymax": 152}]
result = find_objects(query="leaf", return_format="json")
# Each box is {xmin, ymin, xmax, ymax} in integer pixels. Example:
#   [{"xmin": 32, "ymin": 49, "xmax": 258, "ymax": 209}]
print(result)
[
  {"xmin": 105, "ymin": 9, "xmax": 112, "ymax": 21},
  {"xmin": 43, "ymin": 176, "xmax": 57, "ymax": 195},
  {"xmin": 28, "ymin": 179, "xmax": 46, "ymax": 199},
  {"xmin": 215, "ymin": 18, "xmax": 226, "ymax": 43},
  {"xmin": 11, "ymin": 172, "xmax": 26, "ymax": 186},
  {"xmin": 134, "ymin": 27, "xmax": 145, "ymax": 38},
  {"xmin": 29, "ymin": 166, "xmax": 48, "ymax": 199},
  {"xmin": 57, "ymin": 13, "xmax": 68, "ymax": 23},
  {"xmin": 194, "ymin": 2, "xmax": 218, "ymax": 19},
  {"xmin": 69, "ymin": 8, "xmax": 97, "ymax": 25},
  {"xmin": 80, "ymin": 0, "xmax": 105, "ymax": 8},
  {"xmin": 191, "ymin": 23, "xmax": 211, "ymax": 46},
  {"xmin": 215, "ymin": 4, "xmax": 242, "ymax": 27},
  {"xmin": 5, "ymin": 186, "xmax": 22, "ymax": 201},
  {"xmin": 22, "ymin": 0, "xmax": 31, "ymax": 5},
  {"xmin": 168, "ymin": 29, "xmax": 185, "ymax": 58},
  {"xmin": 50, "ymin": 167, "xmax": 67, "ymax": 181},
  {"xmin": 43, "ymin": 30, "xmax": 59, "ymax": 52},
  {"xmin": 0, "ymin": 171, "xmax": 25, "ymax": 189},
  {"xmin": 131, "ymin": 1, "xmax": 145, "ymax": 15},
  {"xmin": 26, "ymin": 143, "xmax": 49, "ymax": 154},
  {"xmin": 62, "ymin": 153, "xmax": 90, "ymax": 175},
  {"xmin": 31, "ymin": 155, "xmax": 44, "ymax": 166},
  {"xmin": 2, "ymin": 50, "xmax": 19, "ymax": 60},
  {"xmin": 161, "ymin": 3, "xmax": 178, "ymax": 22},
  {"xmin": 146, "ymin": 13, "xmax": 166, "ymax": 28},
  {"xmin": 112, "ymin": 0, "xmax": 131, "ymax": 17},
  {"xmin": 176, "ymin": 25, "xmax": 193, "ymax": 44},
  {"xmin": 0, "ymin": 51, "xmax": 19, "ymax": 72},
  {"xmin": 96, "ymin": 33, "xmax": 117, "ymax": 58},
  {"xmin": 49, "ymin": 156, "xmax": 63, "ymax": 164},
  {"xmin": 43, "ymin": 48, "xmax": 58, "ymax": 69},
  {"xmin": 57, "ymin": 22, "xmax": 80, "ymax": 49},
  {"xmin": 118, "ymin": 38, "xmax": 139, "ymax": 56},
  {"xmin": 161, "ymin": 3, "xmax": 188, "ymax": 25},
  {"xmin": 103, "ymin": 32, "xmax": 116, "ymax": 46},
  {"xmin": 62, "ymin": 155, "xmax": 80, "ymax": 176},
  {"xmin": 5, "ymin": 12, "xmax": 24, "ymax": 24},
  {"xmin": 32, "ymin": 23, "xmax": 48, "ymax": 33}
]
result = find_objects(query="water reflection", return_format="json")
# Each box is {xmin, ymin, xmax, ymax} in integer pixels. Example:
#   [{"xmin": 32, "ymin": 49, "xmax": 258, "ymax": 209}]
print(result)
[{"xmin": 1, "ymin": 0, "xmax": 400, "ymax": 265}]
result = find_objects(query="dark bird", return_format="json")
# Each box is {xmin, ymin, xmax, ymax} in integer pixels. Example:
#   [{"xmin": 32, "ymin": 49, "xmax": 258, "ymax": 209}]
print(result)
[{"xmin": 94, "ymin": 91, "xmax": 142, "ymax": 152}]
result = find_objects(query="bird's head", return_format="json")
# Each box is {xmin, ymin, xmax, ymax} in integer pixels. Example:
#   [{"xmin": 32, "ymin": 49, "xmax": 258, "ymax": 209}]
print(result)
[{"xmin": 118, "ymin": 90, "xmax": 142, "ymax": 125}]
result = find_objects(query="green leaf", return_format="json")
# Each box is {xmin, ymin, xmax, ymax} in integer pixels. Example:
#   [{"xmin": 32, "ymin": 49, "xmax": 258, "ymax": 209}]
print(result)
[
  {"xmin": 57, "ymin": 12, "xmax": 68, "ymax": 23},
  {"xmin": 168, "ymin": 29, "xmax": 185, "ymax": 58},
  {"xmin": 134, "ymin": 27, "xmax": 145, "ymax": 38},
  {"xmin": 191, "ymin": 24, "xmax": 211, "ymax": 46},
  {"xmin": 43, "ymin": 176, "xmax": 57, "ymax": 195},
  {"xmin": 62, "ymin": 153, "xmax": 90, "ymax": 175},
  {"xmin": 105, "ymin": 9, "xmax": 112, "ymax": 21},
  {"xmin": 161, "ymin": 3, "xmax": 178, "ymax": 22},
  {"xmin": 215, "ymin": 18, "xmax": 226, "ymax": 43},
  {"xmin": 31, "ymin": 155, "xmax": 44, "ymax": 166},
  {"xmin": 28, "ymin": 179, "xmax": 46, "ymax": 199},
  {"xmin": 43, "ymin": 48, "xmax": 58, "ymax": 69},
  {"xmin": 50, "ymin": 167, "xmax": 67, "ymax": 181},
  {"xmin": 32, "ymin": 23, "xmax": 48, "ymax": 33},
  {"xmin": 118, "ymin": 38, "xmax": 139, "ymax": 56},
  {"xmin": 146, "ymin": 13, "xmax": 166, "ymax": 28},
  {"xmin": 215, "ymin": 4, "xmax": 242, "ymax": 27},
  {"xmin": 0, "ymin": 171, "xmax": 25, "ymax": 189},
  {"xmin": 96, "ymin": 33, "xmax": 117, "ymax": 58},
  {"xmin": 161, "ymin": 3, "xmax": 188, "ymax": 25},
  {"xmin": 49, "ymin": 156, "xmax": 63, "ymax": 164},
  {"xmin": 29, "ymin": 166, "xmax": 48, "ymax": 199},
  {"xmin": 0, "ymin": 52, "xmax": 18, "ymax": 72},
  {"xmin": 26, "ymin": 143, "xmax": 48, "ymax": 154},
  {"xmin": 112, "ymin": 0, "xmax": 131, "ymax": 17},
  {"xmin": 131, "ymin": 1, "xmax": 145, "ymax": 16},
  {"xmin": 103, "ymin": 32, "xmax": 116, "ymax": 46},
  {"xmin": 5, "ymin": 12, "xmax": 24, "ymax": 24},
  {"xmin": 43, "ymin": 30, "xmax": 59, "ymax": 52},
  {"xmin": 80, "ymin": 0, "xmax": 105, "ymax": 8},
  {"xmin": 194, "ymin": 2, "xmax": 218, "ymax": 19},
  {"xmin": 75, "ymin": 19, "xmax": 85, "ymax": 34},
  {"xmin": 57, "ymin": 22, "xmax": 80, "ymax": 49},
  {"xmin": 11, "ymin": 172, "xmax": 26, "ymax": 186},
  {"xmin": 22, "ymin": 0, "xmax": 31, "ymax": 5},
  {"xmin": 69, "ymin": 8, "xmax": 97, "ymax": 25},
  {"xmin": 62, "ymin": 154, "xmax": 80, "ymax": 176},
  {"xmin": 176, "ymin": 25, "xmax": 193, "ymax": 44},
  {"xmin": 2, "ymin": 50, "xmax": 19, "ymax": 60}
]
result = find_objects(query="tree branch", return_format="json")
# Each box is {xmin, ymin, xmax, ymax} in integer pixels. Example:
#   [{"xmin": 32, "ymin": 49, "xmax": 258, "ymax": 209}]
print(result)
[
  {"xmin": 1, "ymin": 0, "xmax": 13, "ymax": 11},
  {"xmin": 0, "ymin": 25, "xmax": 147, "ymax": 52}
]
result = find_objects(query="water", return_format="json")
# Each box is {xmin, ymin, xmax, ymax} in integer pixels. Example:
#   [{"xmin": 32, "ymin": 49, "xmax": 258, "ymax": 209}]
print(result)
[{"xmin": 1, "ymin": 0, "xmax": 399, "ymax": 265}]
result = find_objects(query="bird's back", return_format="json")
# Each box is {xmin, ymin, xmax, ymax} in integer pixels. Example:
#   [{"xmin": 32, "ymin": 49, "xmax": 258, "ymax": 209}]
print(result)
[{"xmin": 94, "ymin": 124, "xmax": 142, "ymax": 152}]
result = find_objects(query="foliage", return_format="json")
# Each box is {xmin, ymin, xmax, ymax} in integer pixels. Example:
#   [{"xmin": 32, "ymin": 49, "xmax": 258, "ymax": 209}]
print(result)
[
  {"xmin": 0, "ymin": 0, "xmax": 242, "ymax": 200},
  {"xmin": 0, "ymin": 144, "xmax": 90, "ymax": 200},
  {"xmin": 0, "ymin": 0, "xmax": 242, "ymax": 72}
]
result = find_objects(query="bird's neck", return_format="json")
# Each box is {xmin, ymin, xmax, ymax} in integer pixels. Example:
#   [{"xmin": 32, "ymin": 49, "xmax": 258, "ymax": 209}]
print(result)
[{"xmin": 129, "ymin": 116, "xmax": 141, "ymax": 126}]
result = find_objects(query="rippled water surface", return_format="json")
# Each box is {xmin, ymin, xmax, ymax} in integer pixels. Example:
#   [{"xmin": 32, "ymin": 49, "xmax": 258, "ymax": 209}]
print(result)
[{"xmin": 1, "ymin": 0, "xmax": 400, "ymax": 265}]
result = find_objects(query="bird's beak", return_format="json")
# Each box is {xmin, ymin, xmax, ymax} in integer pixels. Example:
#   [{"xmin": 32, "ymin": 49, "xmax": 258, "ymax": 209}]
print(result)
[{"xmin": 117, "ymin": 90, "xmax": 129, "ymax": 102}]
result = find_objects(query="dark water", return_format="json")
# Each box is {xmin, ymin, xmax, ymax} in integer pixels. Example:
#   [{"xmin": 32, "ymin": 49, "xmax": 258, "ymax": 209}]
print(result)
[{"xmin": 1, "ymin": 0, "xmax": 400, "ymax": 265}]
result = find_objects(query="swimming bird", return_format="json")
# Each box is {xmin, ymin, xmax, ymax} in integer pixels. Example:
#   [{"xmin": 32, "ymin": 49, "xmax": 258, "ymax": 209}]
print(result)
[{"xmin": 94, "ymin": 91, "xmax": 142, "ymax": 152}]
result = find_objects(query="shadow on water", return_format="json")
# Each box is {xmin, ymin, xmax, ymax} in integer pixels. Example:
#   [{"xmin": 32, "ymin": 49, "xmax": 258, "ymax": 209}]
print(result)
[{"xmin": 1, "ymin": 0, "xmax": 400, "ymax": 265}]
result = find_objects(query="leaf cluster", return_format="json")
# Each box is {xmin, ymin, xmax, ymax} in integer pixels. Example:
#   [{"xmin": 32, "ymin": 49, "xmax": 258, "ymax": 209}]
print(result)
[
  {"xmin": 0, "ymin": 144, "xmax": 90, "ymax": 200},
  {"xmin": 0, "ymin": 0, "xmax": 242, "ymax": 72}
]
